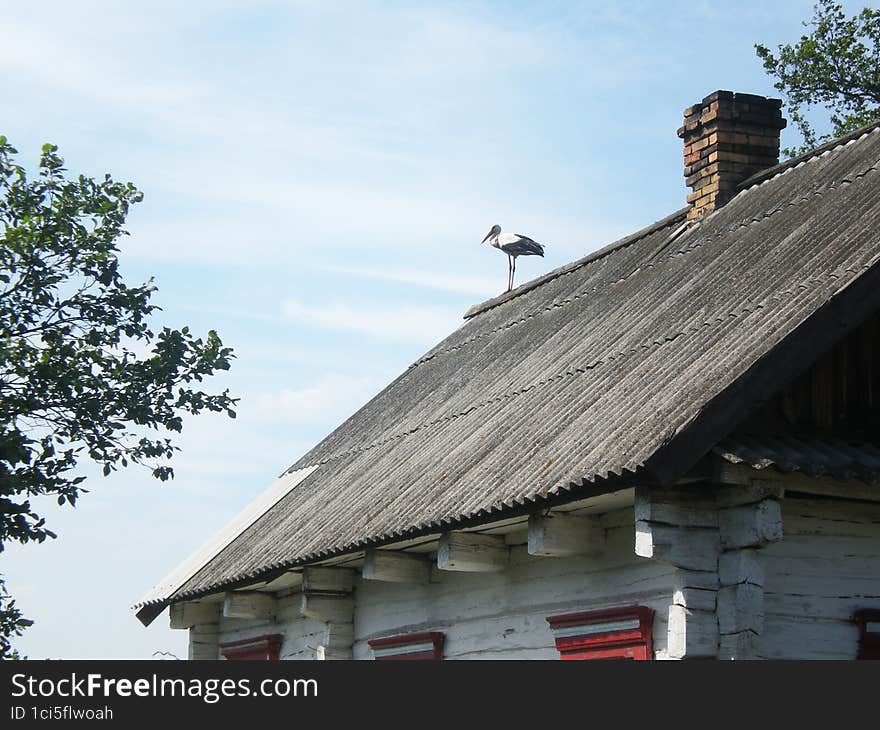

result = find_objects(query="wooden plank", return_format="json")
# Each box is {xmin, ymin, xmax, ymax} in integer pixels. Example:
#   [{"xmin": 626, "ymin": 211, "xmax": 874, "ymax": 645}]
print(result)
[
  {"xmin": 672, "ymin": 569, "xmax": 720, "ymax": 592},
  {"xmin": 437, "ymin": 531, "xmax": 508, "ymax": 572},
  {"xmin": 718, "ymin": 630, "xmax": 761, "ymax": 660},
  {"xmin": 673, "ymin": 586, "xmax": 716, "ymax": 612},
  {"xmin": 302, "ymin": 566, "xmax": 355, "ymax": 593},
  {"xmin": 222, "ymin": 591, "xmax": 277, "ymax": 620},
  {"xmin": 667, "ymin": 605, "xmax": 718, "ymax": 659},
  {"xmin": 634, "ymin": 522, "xmax": 720, "ymax": 571},
  {"xmin": 716, "ymin": 480, "xmax": 784, "ymax": 508},
  {"xmin": 169, "ymin": 601, "xmax": 220, "ymax": 630},
  {"xmin": 761, "ymin": 615, "xmax": 859, "ymax": 659},
  {"xmin": 188, "ymin": 624, "xmax": 220, "ymax": 660},
  {"xmin": 299, "ymin": 593, "xmax": 354, "ymax": 624},
  {"xmin": 634, "ymin": 485, "xmax": 718, "ymax": 527},
  {"xmin": 719, "ymin": 549, "xmax": 764, "ymax": 587},
  {"xmin": 527, "ymin": 513, "xmax": 604, "ymax": 557},
  {"xmin": 764, "ymin": 590, "xmax": 880, "ymax": 621},
  {"xmin": 362, "ymin": 549, "xmax": 430, "ymax": 584},
  {"xmin": 719, "ymin": 500, "xmax": 783, "ymax": 549},
  {"xmin": 717, "ymin": 583, "xmax": 763, "ymax": 635},
  {"xmin": 324, "ymin": 621, "xmax": 355, "ymax": 660}
]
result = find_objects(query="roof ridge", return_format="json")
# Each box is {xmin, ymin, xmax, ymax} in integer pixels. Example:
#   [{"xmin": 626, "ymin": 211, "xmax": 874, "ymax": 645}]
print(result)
[
  {"xmin": 463, "ymin": 122, "xmax": 880, "ymax": 324},
  {"xmin": 463, "ymin": 208, "xmax": 688, "ymax": 319},
  {"xmin": 413, "ymin": 156, "xmax": 878, "ymax": 371},
  {"xmin": 738, "ymin": 119, "xmax": 880, "ymax": 191}
]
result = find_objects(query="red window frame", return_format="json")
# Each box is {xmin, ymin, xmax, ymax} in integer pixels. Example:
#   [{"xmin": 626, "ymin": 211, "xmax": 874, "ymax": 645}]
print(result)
[
  {"xmin": 218, "ymin": 633, "xmax": 283, "ymax": 661},
  {"xmin": 368, "ymin": 632, "xmax": 445, "ymax": 660},
  {"xmin": 546, "ymin": 606, "xmax": 654, "ymax": 660},
  {"xmin": 854, "ymin": 609, "xmax": 880, "ymax": 660}
]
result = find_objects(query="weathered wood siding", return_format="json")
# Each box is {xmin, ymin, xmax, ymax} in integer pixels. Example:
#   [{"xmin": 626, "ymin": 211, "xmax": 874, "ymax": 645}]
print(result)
[
  {"xmin": 744, "ymin": 311, "xmax": 880, "ymax": 435},
  {"xmin": 762, "ymin": 496, "xmax": 880, "ymax": 659},
  {"xmin": 218, "ymin": 596, "xmax": 329, "ymax": 660},
  {"xmin": 353, "ymin": 509, "xmax": 674, "ymax": 660}
]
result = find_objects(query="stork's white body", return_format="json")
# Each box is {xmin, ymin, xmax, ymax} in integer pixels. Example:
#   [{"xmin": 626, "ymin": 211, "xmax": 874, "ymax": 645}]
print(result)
[
  {"xmin": 492, "ymin": 232, "xmax": 529, "ymax": 249},
  {"xmin": 481, "ymin": 225, "xmax": 545, "ymax": 292}
]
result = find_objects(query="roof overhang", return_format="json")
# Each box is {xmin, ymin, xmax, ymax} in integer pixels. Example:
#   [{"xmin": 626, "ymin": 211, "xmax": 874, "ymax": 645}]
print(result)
[{"xmin": 133, "ymin": 465, "xmax": 317, "ymax": 626}]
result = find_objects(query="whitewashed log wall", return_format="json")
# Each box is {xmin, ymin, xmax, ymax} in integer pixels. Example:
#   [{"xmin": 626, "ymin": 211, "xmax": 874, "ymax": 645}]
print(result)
[
  {"xmin": 206, "ymin": 507, "xmax": 675, "ymax": 660},
  {"xmin": 218, "ymin": 597, "xmax": 331, "ymax": 660},
  {"xmin": 354, "ymin": 510, "xmax": 674, "ymax": 659},
  {"xmin": 761, "ymin": 496, "xmax": 880, "ymax": 659},
  {"xmin": 190, "ymin": 490, "xmax": 880, "ymax": 660}
]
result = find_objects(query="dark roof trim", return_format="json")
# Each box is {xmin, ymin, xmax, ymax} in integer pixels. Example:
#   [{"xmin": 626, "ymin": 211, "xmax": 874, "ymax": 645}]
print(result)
[
  {"xmin": 463, "ymin": 208, "xmax": 688, "ymax": 320},
  {"xmin": 644, "ymin": 255, "xmax": 880, "ymax": 486},
  {"xmin": 739, "ymin": 120, "xmax": 880, "ymax": 191}
]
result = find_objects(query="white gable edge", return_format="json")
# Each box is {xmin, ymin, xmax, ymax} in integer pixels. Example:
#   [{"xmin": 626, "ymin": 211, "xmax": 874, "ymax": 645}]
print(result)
[{"xmin": 133, "ymin": 465, "xmax": 318, "ymax": 624}]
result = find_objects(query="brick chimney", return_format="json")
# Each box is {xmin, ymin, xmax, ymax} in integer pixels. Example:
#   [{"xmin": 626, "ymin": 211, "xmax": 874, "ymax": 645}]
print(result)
[{"xmin": 678, "ymin": 91, "xmax": 786, "ymax": 222}]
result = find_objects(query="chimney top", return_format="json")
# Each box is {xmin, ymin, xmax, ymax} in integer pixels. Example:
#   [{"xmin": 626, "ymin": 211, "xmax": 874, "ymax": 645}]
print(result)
[{"xmin": 679, "ymin": 90, "xmax": 786, "ymax": 222}]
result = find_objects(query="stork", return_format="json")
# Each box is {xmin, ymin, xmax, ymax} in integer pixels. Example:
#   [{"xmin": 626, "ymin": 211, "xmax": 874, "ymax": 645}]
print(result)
[{"xmin": 481, "ymin": 224, "xmax": 545, "ymax": 292}]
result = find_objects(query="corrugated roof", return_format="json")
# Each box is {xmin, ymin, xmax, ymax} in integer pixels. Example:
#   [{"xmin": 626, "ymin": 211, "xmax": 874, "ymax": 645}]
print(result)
[
  {"xmin": 136, "ymin": 123, "xmax": 880, "ymax": 622},
  {"xmin": 713, "ymin": 435, "xmax": 880, "ymax": 484}
]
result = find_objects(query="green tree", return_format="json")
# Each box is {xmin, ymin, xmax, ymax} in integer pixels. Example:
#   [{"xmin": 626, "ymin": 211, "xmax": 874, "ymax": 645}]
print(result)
[
  {"xmin": 756, "ymin": 0, "xmax": 880, "ymax": 156},
  {"xmin": 0, "ymin": 137, "xmax": 236, "ymax": 658}
]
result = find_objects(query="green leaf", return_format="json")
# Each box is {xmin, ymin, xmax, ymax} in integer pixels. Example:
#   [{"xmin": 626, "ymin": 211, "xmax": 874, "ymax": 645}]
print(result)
[{"xmin": 0, "ymin": 135, "xmax": 237, "ymax": 657}]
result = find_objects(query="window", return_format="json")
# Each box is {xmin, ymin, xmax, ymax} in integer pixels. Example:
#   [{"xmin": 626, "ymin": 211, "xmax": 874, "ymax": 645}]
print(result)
[
  {"xmin": 219, "ymin": 633, "xmax": 283, "ymax": 660},
  {"xmin": 854, "ymin": 609, "xmax": 880, "ymax": 660},
  {"xmin": 368, "ymin": 632, "xmax": 444, "ymax": 660},
  {"xmin": 546, "ymin": 606, "xmax": 654, "ymax": 660}
]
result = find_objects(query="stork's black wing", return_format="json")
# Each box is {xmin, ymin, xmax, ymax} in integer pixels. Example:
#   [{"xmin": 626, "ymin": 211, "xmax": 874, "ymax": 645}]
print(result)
[{"xmin": 506, "ymin": 235, "xmax": 544, "ymax": 257}]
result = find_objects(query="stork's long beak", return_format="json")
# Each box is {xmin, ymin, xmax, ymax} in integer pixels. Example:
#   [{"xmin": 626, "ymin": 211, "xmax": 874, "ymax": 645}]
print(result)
[{"xmin": 481, "ymin": 229, "xmax": 493, "ymax": 244}]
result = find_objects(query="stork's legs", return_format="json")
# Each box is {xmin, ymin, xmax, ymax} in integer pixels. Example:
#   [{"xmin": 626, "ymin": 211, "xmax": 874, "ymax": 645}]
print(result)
[
  {"xmin": 512, "ymin": 256, "xmax": 517, "ymax": 289},
  {"xmin": 507, "ymin": 255, "xmax": 513, "ymax": 292}
]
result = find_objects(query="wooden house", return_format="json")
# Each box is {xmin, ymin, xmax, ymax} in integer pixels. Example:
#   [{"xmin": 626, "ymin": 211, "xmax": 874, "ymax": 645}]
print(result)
[{"xmin": 135, "ymin": 91, "xmax": 880, "ymax": 660}]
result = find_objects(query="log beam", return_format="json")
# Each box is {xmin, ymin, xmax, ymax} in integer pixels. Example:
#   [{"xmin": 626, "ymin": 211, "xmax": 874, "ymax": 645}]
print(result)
[
  {"xmin": 719, "ymin": 500, "xmax": 783, "ymax": 550},
  {"xmin": 437, "ymin": 531, "xmax": 508, "ymax": 572},
  {"xmin": 298, "ymin": 593, "xmax": 354, "ymax": 660},
  {"xmin": 527, "ymin": 513, "xmax": 604, "ymax": 557},
  {"xmin": 667, "ymin": 604, "xmax": 718, "ymax": 659},
  {"xmin": 222, "ymin": 591, "xmax": 277, "ymax": 621},
  {"xmin": 362, "ymin": 549, "xmax": 430, "ymax": 584},
  {"xmin": 169, "ymin": 601, "xmax": 220, "ymax": 630},
  {"xmin": 188, "ymin": 623, "xmax": 220, "ymax": 660},
  {"xmin": 634, "ymin": 523, "xmax": 720, "ymax": 571},
  {"xmin": 302, "ymin": 566, "xmax": 356, "ymax": 594},
  {"xmin": 298, "ymin": 565, "xmax": 356, "ymax": 660},
  {"xmin": 715, "ymin": 480, "xmax": 783, "ymax": 659}
]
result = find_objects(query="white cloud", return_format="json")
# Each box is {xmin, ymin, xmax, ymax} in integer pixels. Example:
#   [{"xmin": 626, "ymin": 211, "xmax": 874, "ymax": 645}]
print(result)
[
  {"xmin": 0, "ymin": 8, "xmax": 198, "ymax": 109},
  {"xmin": 282, "ymin": 298, "xmax": 464, "ymax": 344},
  {"xmin": 328, "ymin": 266, "xmax": 498, "ymax": 297},
  {"xmin": 252, "ymin": 373, "xmax": 386, "ymax": 425}
]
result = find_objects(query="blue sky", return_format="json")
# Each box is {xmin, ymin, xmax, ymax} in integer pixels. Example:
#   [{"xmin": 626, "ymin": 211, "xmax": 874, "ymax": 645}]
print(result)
[{"xmin": 1, "ymin": 0, "xmax": 853, "ymax": 658}]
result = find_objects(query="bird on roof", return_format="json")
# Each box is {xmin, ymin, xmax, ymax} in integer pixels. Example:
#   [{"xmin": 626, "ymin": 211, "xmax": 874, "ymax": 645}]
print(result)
[{"xmin": 481, "ymin": 224, "xmax": 545, "ymax": 292}]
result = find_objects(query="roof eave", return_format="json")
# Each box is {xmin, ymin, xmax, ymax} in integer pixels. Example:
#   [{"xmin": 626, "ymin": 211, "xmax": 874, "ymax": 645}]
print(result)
[{"xmin": 137, "ymin": 465, "xmax": 661, "ymax": 624}]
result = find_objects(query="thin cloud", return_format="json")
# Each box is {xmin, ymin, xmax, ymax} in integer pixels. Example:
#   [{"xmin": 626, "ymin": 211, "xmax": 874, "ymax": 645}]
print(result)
[
  {"xmin": 282, "ymin": 299, "xmax": 464, "ymax": 344},
  {"xmin": 328, "ymin": 266, "xmax": 498, "ymax": 297},
  {"xmin": 252, "ymin": 374, "xmax": 386, "ymax": 425}
]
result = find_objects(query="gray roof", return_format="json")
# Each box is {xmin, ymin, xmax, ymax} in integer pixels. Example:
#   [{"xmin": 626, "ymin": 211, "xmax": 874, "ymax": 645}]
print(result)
[
  {"xmin": 714, "ymin": 435, "xmax": 880, "ymax": 484},
  {"xmin": 137, "ymin": 123, "xmax": 880, "ymax": 622}
]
